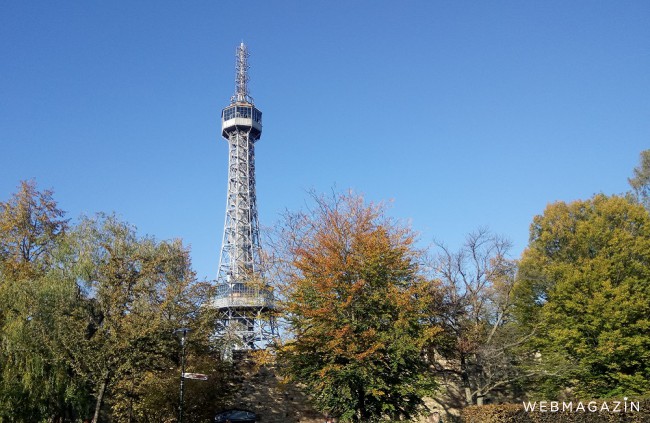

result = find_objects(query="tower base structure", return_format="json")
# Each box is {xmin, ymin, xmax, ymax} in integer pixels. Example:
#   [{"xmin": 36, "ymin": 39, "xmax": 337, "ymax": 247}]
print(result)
[{"xmin": 212, "ymin": 281, "xmax": 276, "ymax": 356}]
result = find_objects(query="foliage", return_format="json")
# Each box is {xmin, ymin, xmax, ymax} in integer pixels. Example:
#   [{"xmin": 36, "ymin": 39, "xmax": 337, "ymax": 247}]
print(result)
[
  {"xmin": 461, "ymin": 403, "xmax": 525, "ymax": 423},
  {"xmin": 515, "ymin": 195, "xmax": 650, "ymax": 398},
  {"xmin": 0, "ymin": 181, "xmax": 230, "ymax": 422},
  {"xmin": 275, "ymin": 192, "xmax": 441, "ymax": 422},
  {"xmin": 0, "ymin": 179, "xmax": 68, "ymax": 278},
  {"xmin": 113, "ymin": 352, "xmax": 234, "ymax": 423},
  {"xmin": 431, "ymin": 229, "xmax": 532, "ymax": 406},
  {"xmin": 628, "ymin": 150, "xmax": 650, "ymax": 210},
  {"xmin": 0, "ymin": 180, "xmax": 88, "ymax": 421},
  {"xmin": 65, "ymin": 213, "xmax": 220, "ymax": 422}
]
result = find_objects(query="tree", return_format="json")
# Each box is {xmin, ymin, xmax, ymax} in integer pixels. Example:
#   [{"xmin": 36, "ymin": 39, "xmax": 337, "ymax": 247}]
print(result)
[
  {"xmin": 66, "ymin": 213, "xmax": 209, "ymax": 422},
  {"xmin": 628, "ymin": 149, "xmax": 650, "ymax": 210},
  {"xmin": 0, "ymin": 180, "xmax": 68, "ymax": 279},
  {"xmin": 0, "ymin": 182, "xmax": 233, "ymax": 422},
  {"xmin": 0, "ymin": 181, "xmax": 88, "ymax": 422},
  {"xmin": 275, "ymin": 192, "xmax": 441, "ymax": 422},
  {"xmin": 515, "ymin": 194, "xmax": 650, "ymax": 398},
  {"xmin": 431, "ymin": 229, "xmax": 533, "ymax": 406}
]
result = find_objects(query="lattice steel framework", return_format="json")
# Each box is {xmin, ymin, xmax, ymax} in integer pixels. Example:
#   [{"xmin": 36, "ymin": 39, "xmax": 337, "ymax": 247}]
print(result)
[{"xmin": 212, "ymin": 43, "xmax": 277, "ymax": 354}]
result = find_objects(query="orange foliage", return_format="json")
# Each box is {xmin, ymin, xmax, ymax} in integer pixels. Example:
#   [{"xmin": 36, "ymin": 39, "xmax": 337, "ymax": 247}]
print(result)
[{"xmin": 275, "ymin": 192, "xmax": 443, "ymax": 421}]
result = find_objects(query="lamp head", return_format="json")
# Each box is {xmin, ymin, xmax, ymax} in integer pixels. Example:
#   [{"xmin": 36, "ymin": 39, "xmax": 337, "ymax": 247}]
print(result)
[{"xmin": 174, "ymin": 328, "xmax": 192, "ymax": 339}]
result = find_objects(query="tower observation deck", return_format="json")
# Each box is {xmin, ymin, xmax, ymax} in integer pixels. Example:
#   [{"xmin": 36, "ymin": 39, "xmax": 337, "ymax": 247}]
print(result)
[{"xmin": 212, "ymin": 43, "xmax": 277, "ymax": 354}]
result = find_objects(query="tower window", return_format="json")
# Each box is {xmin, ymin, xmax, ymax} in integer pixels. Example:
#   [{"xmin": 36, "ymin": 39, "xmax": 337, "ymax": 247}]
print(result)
[
  {"xmin": 223, "ymin": 107, "xmax": 236, "ymax": 120},
  {"xmin": 236, "ymin": 106, "xmax": 251, "ymax": 118},
  {"xmin": 252, "ymin": 108, "xmax": 262, "ymax": 124}
]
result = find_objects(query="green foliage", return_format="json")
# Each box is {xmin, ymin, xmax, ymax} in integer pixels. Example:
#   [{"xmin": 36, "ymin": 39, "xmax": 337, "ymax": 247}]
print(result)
[
  {"xmin": 516, "ymin": 195, "xmax": 650, "ymax": 398},
  {"xmin": 0, "ymin": 180, "xmax": 88, "ymax": 421},
  {"xmin": 65, "ymin": 213, "xmax": 208, "ymax": 421},
  {"xmin": 110, "ymin": 353, "xmax": 234, "ymax": 423},
  {"xmin": 628, "ymin": 150, "xmax": 650, "ymax": 210},
  {"xmin": 0, "ymin": 182, "xmax": 230, "ymax": 422},
  {"xmin": 275, "ymin": 193, "xmax": 441, "ymax": 422}
]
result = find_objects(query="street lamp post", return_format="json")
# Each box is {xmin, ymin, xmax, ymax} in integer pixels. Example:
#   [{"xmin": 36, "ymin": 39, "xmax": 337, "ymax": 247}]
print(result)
[{"xmin": 174, "ymin": 328, "xmax": 192, "ymax": 423}]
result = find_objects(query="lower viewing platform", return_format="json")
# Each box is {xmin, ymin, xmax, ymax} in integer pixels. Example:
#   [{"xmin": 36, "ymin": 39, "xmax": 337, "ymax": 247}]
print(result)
[{"xmin": 211, "ymin": 282, "xmax": 274, "ymax": 309}]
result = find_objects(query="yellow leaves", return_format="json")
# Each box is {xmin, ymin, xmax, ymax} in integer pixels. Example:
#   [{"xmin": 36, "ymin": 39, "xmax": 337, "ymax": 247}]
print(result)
[
  {"xmin": 354, "ymin": 340, "xmax": 384, "ymax": 362},
  {"xmin": 319, "ymin": 362, "xmax": 343, "ymax": 378},
  {"xmin": 423, "ymin": 325, "xmax": 444, "ymax": 343},
  {"xmin": 0, "ymin": 180, "xmax": 68, "ymax": 279},
  {"xmin": 323, "ymin": 325, "xmax": 353, "ymax": 355},
  {"xmin": 369, "ymin": 388, "xmax": 386, "ymax": 397},
  {"xmin": 249, "ymin": 349, "xmax": 276, "ymax": 373}
]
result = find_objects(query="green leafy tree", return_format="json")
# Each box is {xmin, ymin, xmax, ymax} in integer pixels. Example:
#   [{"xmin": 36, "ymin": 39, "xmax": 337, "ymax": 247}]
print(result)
[
  {"xmin": 51, "ymin": 214, "xmax": 231, "ymax": 422},
  {"xmin": 628, "ymin": 149, "xmax": 650, "ymax": 210},
  {"xmin": 66, "ymin": 214, "xmax": 210, "ymax": 422},
  {"xmin": 275, "ymin": 193, "xmax": 441, "ymax": 422},
  {"xmin": 0, "ymin": 181, "xmax": 89, "ymax": 421},
  {"xmin": 0, "ymin": 181, "xmax": 232, "ymax": 422},
  {"xmin": 515, "ymin": 194, "xmax": 650, "ymax": 398}
]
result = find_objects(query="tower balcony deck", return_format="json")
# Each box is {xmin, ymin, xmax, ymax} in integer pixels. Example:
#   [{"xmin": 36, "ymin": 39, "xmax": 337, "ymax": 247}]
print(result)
[
  {"xmin": 221, "ymin": 104, "xmax": 262, "ymax": 138},
  {"xmin": 211, "ymin": 282, "xmax": 275, "ymax": 310}
]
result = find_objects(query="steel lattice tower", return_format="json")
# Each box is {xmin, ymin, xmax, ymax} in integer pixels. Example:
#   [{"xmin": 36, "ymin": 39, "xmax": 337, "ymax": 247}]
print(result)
[{"xmin": 211, "ymin": 43, "xmax": 277, "ymax": 354}]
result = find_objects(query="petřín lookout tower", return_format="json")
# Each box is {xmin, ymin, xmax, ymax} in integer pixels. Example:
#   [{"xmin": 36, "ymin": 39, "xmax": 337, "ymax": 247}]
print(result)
[{"xmin": 211, "ymin": 43, "xmax": 277, "ymax": 355}]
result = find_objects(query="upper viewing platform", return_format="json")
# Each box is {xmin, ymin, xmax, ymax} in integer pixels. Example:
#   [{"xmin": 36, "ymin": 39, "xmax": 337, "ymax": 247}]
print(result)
[
  {"xmin": 221, "ymin": 42, "xmax": 262, "ymax": 140},
  {"xmin": 221, "ymin": 102, "xmax": 262, "ymax": 139}
]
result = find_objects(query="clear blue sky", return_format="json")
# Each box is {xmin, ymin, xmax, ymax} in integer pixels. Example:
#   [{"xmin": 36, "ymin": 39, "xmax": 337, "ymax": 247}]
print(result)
[{"xmin": 1, "ymin": 1, "xmax": 648, "ymax": 280}]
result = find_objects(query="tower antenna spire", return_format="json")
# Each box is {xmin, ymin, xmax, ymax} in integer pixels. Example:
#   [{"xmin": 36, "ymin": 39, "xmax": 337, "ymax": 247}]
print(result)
[{"xmin": 232, "ymin": 42, "xmax": 253, "ymax": 104}]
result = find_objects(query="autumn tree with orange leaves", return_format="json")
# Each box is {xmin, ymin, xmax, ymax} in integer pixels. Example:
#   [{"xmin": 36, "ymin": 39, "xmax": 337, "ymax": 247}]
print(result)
[{"xmin": 275, "ymin": 193, "xmax": 442, "ymax": 423}]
